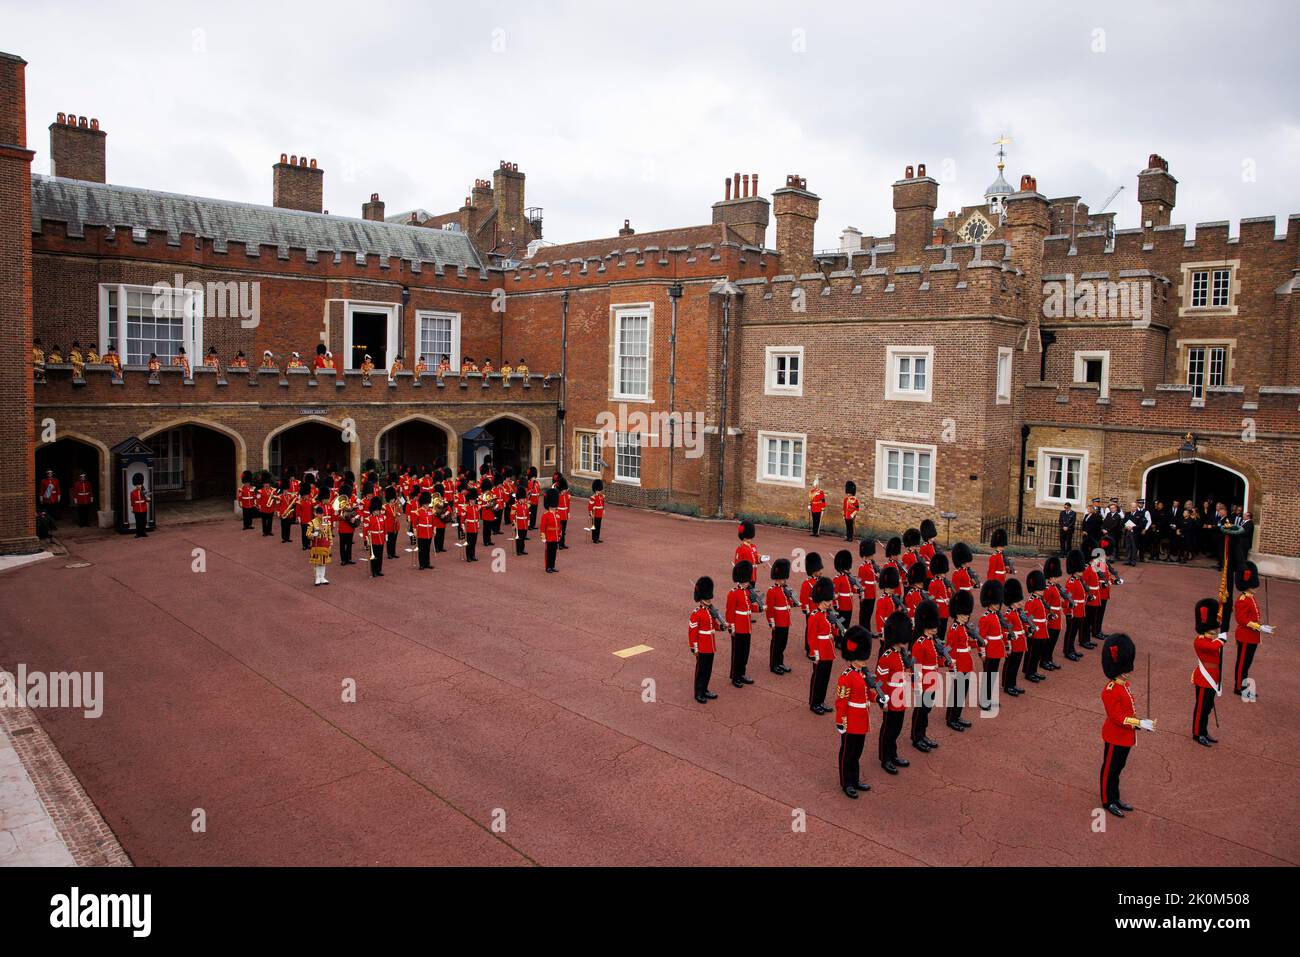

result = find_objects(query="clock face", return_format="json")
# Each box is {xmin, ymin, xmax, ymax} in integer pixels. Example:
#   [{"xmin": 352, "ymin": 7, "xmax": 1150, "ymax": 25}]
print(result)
[{"xmin": 958, "ymin": 211, "xmax": 994, "ymax": 243}]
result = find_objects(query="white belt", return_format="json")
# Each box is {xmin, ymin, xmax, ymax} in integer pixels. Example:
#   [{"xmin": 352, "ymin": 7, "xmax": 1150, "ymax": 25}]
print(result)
[{"xmin": 847, "ymin": 701, "xmax": 867, "ymax": 709}]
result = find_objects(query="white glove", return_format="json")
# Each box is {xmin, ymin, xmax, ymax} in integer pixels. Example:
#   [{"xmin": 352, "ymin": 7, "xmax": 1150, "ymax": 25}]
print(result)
[
  {"xmin": 1218, "ymin": 632, "xmax": 1229, "ymax": 642},
  {"xmin": 1260, "ymin": 625, "xmax": 1275, "ymax": 634},
  {"xmin": 836, "ymin": 725, "xmax": 846, "ymax": 735},
  {"xmin": 761, "ymin": 554, "xmax": 771, "ymax": 562},
  {"xmin": 1139, "ymin": 719, "xmax": 1155, "ymax": 732}
]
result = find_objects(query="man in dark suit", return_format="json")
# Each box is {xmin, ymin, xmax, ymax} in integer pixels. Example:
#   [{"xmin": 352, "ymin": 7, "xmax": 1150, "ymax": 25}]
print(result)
[
  {"xmin": 1101, "ymin": 499, "xmax": 1124, "ymax": 558},
  {"xmin": 1058, "ymin": 503, "xmax": 1076, "ymax": 556},
  {"xmin": 1082, "ymin": 499, "xmax": 1104, "ymax": 551}
]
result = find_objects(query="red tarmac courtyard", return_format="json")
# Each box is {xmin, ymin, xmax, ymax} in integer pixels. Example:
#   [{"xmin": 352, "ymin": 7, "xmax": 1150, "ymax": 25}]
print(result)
[{"xmin": 1, "ymin": 506, "xmax": 1296, "ymax": 867}]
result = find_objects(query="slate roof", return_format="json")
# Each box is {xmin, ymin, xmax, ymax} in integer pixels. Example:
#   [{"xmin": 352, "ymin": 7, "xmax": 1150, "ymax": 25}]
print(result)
[
  {"xmin": 31, "ymin": 175, "xmax": 484, "ymax": 269},
  {"xmin": 519, "ymin": 223, "xmax": 752, "ymax": 264}
]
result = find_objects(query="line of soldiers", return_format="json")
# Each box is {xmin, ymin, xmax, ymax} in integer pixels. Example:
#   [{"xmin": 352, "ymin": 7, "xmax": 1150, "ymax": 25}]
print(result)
[{"xmin": 235, "ymin": 462, "xmax": 606, "ymax": 583}]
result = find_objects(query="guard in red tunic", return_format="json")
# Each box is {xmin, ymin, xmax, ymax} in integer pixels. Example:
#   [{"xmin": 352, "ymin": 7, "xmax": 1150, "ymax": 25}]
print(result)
[
  {"xmin": 926, "ymin": 551, "xmax": 952, "ymax": 632},
  {"xmin": 725, "ymin": 561, "xmax": 757, "ymax": 687},
  {"xmin": 1100, "ymin": 632, "xmax": 1155, "ymax": 818},
  {"xmin": 986, "ymin": 528, "xmax": 1008, "ymax": 584},
  {"xmin": 951, "ymin": 542, "xmax": 978, "ymax": 595},
  {"xmin": 857, "ymin": 539, "xmax": 879, "ymax": 627},
  {"xmin": 1081, "ymin": 549, "xmax": 1103, "ymax": 650},
  {"xmin": 512, "ymin": 488, "xmax": 530, "ymax": 556},
  {"xmin": 835, "ymin": 625, "xmax": 885, "ymax": 798},
  {"xmin": 462, "ymin": 487, "xmax": 481, "ymax": 563},
  {"xmin": 540, "ymin": 487, "xmax": 561, "ymax": 573},
  {"xmin": 910, "ymin": 599, "xmax": 946, "ymax": 753},
  {"xmin": 587, "ymin": 479, "xmax": 606, "ymax": 543},
  {"xmin": 364, "ymin": 497, "xmax": 387, "ymax": 577},
  {"xmin": 800, "ymin": 552, "xmax": 826, "ymax": 658},
  {"xmin": 526, "ymin": 467, "xmax": 541, "ymax": 529},
  {"xmin": 1063, "ymin": 549, "xmax": 1088, "ymax": 661},
  {"xmin": 872, "ymin": 566, "xmax": 903, "ymax": 635},
  {"xmin": 1192, "ymin": 598, "xmax": 1226, "ymax": 746},
  {"xmin": 38, "ymin": 470, "xmax": 61, "ymax": 515},
  {"xmin": 876, "ymin": 611, "xmax": 912, "ymax": 774},
  {"xmin": 883, "ymin": 536, "xmax": 905, "ymax": 593},
  {"xmin": 832, "ymin": 550, "xmax": 857, "ymax": 635},
  {"xmin": 919, "ymin": 518, "xmax": 938, "ymax": 564},
  {"xmin": 688, "ymin": 576, "xmax": 721, "ymax": 703},
  {"xmin": 296, "ymin": 478, "xmax": 316, "ymax": 549},
  {"xmin": 901, "ymin": 527, "xmax": 924, "ymax": 573},
  {"xmin": 734, "ymin": 521, "xmax": 764, "ymax": 586},
  {"xmin": 256, "ymin": 474, "xmax": 276, "ymax": 537},
  {"xmin": 129, "ymin": 473, "xmax": 150, "ymax": 537},
  {"xmin": 414, "ymin": 491, "xmax": 435, "ymax": 569},
  {"xmin": 238, "ymin": 470, "xmax": 257, "ymax": 530},
  {"xmin": 978, "ymin": 580, "xmax": 1007, "ymax": 709},
  {"xmin": 71, "ymin": 472, "xmax": 94, "ymax": 527},
  {"xmin": 478, "ymin": 478, "xmax": 496, "ymax": 548},
  {"xmin": 1041, "ymin": 556, "xmax": 1066, "ymax": 671},
  {"xmin": 903, "ymin": 563, "xmax": 928, "ymax": 620},
  {"xmin": 765, "ymin": 558, "xmax": 795, "ymax": 675},
  {"xmin": 1232, "ymin": 562, "xmax": 1270, "ymax": 695},
  {"xmin": 555, "ymin": 475, "xmax": 571, "ymax": 549},
  {"xmin": 842, "ymin": 481, "xmax": 860, "ymax": 542},
  {"xmin": 807, "ymin": 577, "xmax": 837, "ymax": 714},
  {"xmin": 1022, "ymin": 570, "xmax": 1050, "ymax": 682},
  {"xmin": 808, "ymin": 479, "xmax": 827, "ymax": 537},
  {"xmin": 1001, "ymin": 578, "xmax": 1029, "ymax": 696},
  {"xmin": 944, "ymin": 590, "xmax": 977, "ymax": 732}
]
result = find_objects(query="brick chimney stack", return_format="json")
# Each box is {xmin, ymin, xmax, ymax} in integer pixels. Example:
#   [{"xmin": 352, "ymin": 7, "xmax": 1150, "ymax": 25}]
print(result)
[
  {"xmin": 273, "ymin": 154, "xmax": 324, "ymax": 213},
  {"xmin": 1138, "ymin": 154, "xmax": 1177, "ymax": 231},
  {"xmin": 492, "ymin": 160, "xmax": 526, "ymax": 238},
  {"xmin": 49, "ymin": 112, "xmax": 106, "ymax": 182},
  {"xmin": 362, "ymin": 192, "xmax": 385, "ymax": 221},
  {"xmin": 711, "ymin": 170, "xmax": 770, "ymax": 246},
  {"xmin": 772, "ymin": 174, "xmax": 819, "ymax": 274},
  {"xmin": 892, "ymin": 163, "xmax": 938, "ymax": 263},
  {"xmin": 0, "ymin": 51, "xmax": 38, "ymax": 552}
]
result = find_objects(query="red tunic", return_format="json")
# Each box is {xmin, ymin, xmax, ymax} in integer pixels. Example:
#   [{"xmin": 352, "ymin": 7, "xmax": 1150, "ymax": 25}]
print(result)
[
  {"xmin": 1024, "ymin": 595, "xmax": 1049, "ymax": 640},
  {"xmin": 365, "ymin": 513, "xmax": 386, "ymax": 546},
  {"xmin": 513, "ymin": 501, "xmax": 529, "ymax": 529},
  {"xmin": 979, "ymin": 611, "xmax": 1006, "ymax": 659},
  {"xmin": 129, "ymin": 486, "xmax": 149, "ymax": 514},
  {"xmin": 71, "ymin": 480, "xmax": 94, "ymax": 506},
  {"xmin": 947, "ymin": 619, "xmax": 975, "ymax": 673},
  {"xmin": 256, "ymin": 488, "xmax": 275, "ymax": 513},
  {"xmin": 833, "ymin": 574, "xmax": 854, "ymax": 614},
  {"xmin": 1083, "ymin": 566, "xmax": 1102, "ymax": 606},
  {"xmin": 1101, "ymin": 680, "xmax": 1137, "ymax": 746},
  {"xmin": 809, "ymin": 489, "xmax": 826, "ymax": 514},
  {"xmin": 688, "ymin": 607, "xmax": 717, "ymax": 654},
  {"xmin": 734, "ymin": 543, "xmax": 760, "ymax": 582},
  {"xmin": 1006, "ymin": 609, "xmax": 1029, "ymax": 653},
  {"xmin": 919, "ymin": 541, "xmax": 936, "ymax": 563},
  {"xmin": 807, "ymin": 610, "xmax": 835, "ymax": 663},
  {"xmin": 912, "ymin": 635, "xmax": 942, "ymax": 698},
  {"xmin": 765, "ymin": 584, "xmax": 792, "ymax": 629},
  {"xmin": 952, "ymin": 567, "xmax": 976, "ymax": 593},
  {"xmin": 1043, "ymin": 584, "xmax": 1064, "ymax": 631},
  {"xmin": 1192, "ymin": 633, "xmax": 1225, "ymax": 690},
  {"xmin": 1066, "ymin": 577, "xmax": 1087, "ymax": 618},
  {"xmin": 842, "ymin": 495, "xmax": 859, "ymax": 521},
  {"xmin": 588, "ymin": 492, "xmax": 605, "ymax": 518},
  {"xmin": 857, "ymin": 561, "xmax": 877, "ymax": 601},
  {"xmin": 1234, "ymin": 594, "xmax": 1261, "ymax": 645},
  {"xmin": 414, "ymin": 507, "xmax": 434, "ymax": 540},
  {"xmin": 39, "ymin": 478, "xmax": 61, "ymax": 504},
  {"xmin": 834, "ymin": 668, "xmax": 870, "ymax": 734},
  {"xmin": 876, "ymin": 649, "xmax": 908, "ymax": 711},
  {"xmin": 986, "ymin": 551, "xmax": 1007, "ymax": 584},
  {"xmin": 540, "ymin": 511, "xmax": 560, "ymax": 543},
  {"xmin": 927, "ymin": 578, "xmax": 950, "ymax": 619},
  {"xmin": 872, "ymin": 595, "xmax": 897, "ymax": 635},
  {"xmin": 557, "ymin": 490, "xmax": 571, "ymax": 521},
  {"xmin": 238, "ymin": 483, "xmax": 256, "ymax": 509},
  {"xmin": 725, "ymin": 586, "xmax": 754, "ymax": 635},
  {"xmin": 462, "ymin": 503, "xmax": 480, "ymax": 534}
]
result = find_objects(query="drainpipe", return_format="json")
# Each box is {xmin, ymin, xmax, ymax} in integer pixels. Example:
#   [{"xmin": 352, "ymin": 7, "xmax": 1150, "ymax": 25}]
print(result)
[
  {"xmin": 667, "ymin": 282, "xmax": 683, "ymax": 507},
  {"xmin": 1017, "ymin": 423, "xmax": 1031, "ymax": 533},
  {"xmin": 558, "ymin": 290, "xmax": 568, "ymax": 474},
  {"xmin": 715, "ymin": 291, "xmax": 732, "ymax": 518}
]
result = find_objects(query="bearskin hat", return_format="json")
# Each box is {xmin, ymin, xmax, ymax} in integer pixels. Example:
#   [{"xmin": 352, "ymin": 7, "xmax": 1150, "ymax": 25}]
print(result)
[
  {"xmin": 885, "ymin": 535, "xmax": 902, "ymax": 558},
  {"xmin": 908, "ymin": 562, "xmax": 928, "ymax": 587},
  {"xmin": 845, "ymin": 480, "xmax": 857, "ymax": 496},
  {"xmin": 883, "ymin": 611, "xmax": 912, "ymax": 648},
  {"xmin": 980, "ymin": 580, "xmax": 1004, "ymax": 608},
  {"xmin": 903, "ymin": 527, "xmax": 921, "ymax": 548},
  {"xmin": 878, "ymin": 565, "xmax": 900, "ymax": 591},
  {"xmin": 915, "ymin": 599, "xmax": 941, "ymax": 633},
  {"xmin": 1043, "ymin": 555, "xmax": 1063, "ymax": 579},
  {"xmin": 834, "ymin": 549, "xmax": 853, "ymax": 573},
  {"xmin": 1066, "ymin": 549, "xmax": 1086, "ymax": 575},
  {"xmin": 241, "ymin": 470, "xmax": 253, "ymax": 483},
  {"xmin": 738, "ymin": 520, "xmax": 756, "ymax": 541},
  {"xmin": 694, "ymin": 576, "xmax": 714, "ymax": 602},
  {"xmin": 949, "ymin": 589, "xmax": 974, "ymax": 618},
  {"xmin": 1194, "ymin": 598, "xmax": 1220, "ymax": 633},
  {"xmin": 811, "ymin": 576, "xmax": 835, "ymax": 604},
  {"xmin": 1235, "ymin": 561, "xmax": 1258, "ymax": 593},
  {"xmin": 920, "ymin": 518, "xmax": 938, "ymax": 542},
  {"xmin": 466, "ymin": 486, "xmax": 478, "ymax": 502},
  {"xmin": 928, "ymin": 551, "xmax": 949, "ymax": 576},
  {"xmin": 418, "ymin": 490, "xmax": 431, "ymax": 506},
  {"xmin": 859, "ymin": 539, "xmax": 876, "ymax": 558},
  {"xmin": 952, "ymin": 542, "xmax": 973, "ymax": 568},
  {"xmin": 990, "ymin": 527, "xmax": 1008, "ymax": 549},
  {"xmin": 1102, "ymin": 632, "xmax": 1136, "ymax": 680},
  {"xmin": 592, "ymin": 478, "xmax": 604, "ymax": 493},
  {"xmin": 732, "ymin": 560, "xmax": 753, "ymax": 584},
  {"xmin": 771, "ymin": 557, "xmax": 791, "ymax": 581},
  {"xmin": 384, "ymin": 485, "xmax": 397, "ymax": 502},
  {"xmin": 841, "ymin": 625, "xmax": 872, "ymax": 661},
  {"xmin": 804, "ymin": 552, "xmax": 824, "ymax": 575},
  {"xmin": 544, "ymin": 487, "xmax": 560, "ymax": 510},
  {"xmin": 1003, "ymin": 578, "xmax": 1024, "ymax": 606},
  {"xmin": 1026, "ymin": 569, "xmax": 1047, "ymax": 593},
  {"xmin": 369, "ymin": 496, "xmax": 383, "ymax": 513}
]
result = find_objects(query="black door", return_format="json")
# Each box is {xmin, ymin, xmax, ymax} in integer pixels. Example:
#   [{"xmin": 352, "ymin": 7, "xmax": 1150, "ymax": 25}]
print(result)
[{"xmin": 350, "ymin": 312, "xmax": 387, "ymax": 370}]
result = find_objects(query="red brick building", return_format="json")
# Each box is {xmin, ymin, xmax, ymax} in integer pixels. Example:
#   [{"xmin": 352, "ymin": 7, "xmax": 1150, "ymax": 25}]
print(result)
[{"xmin": 2, "ymin": 50, "xmax": 1296, "ymax": 577}]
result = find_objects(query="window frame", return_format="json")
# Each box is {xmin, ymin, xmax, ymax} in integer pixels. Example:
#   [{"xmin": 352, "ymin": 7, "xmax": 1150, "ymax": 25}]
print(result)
[
  {"xmin": 154, "ymin": 428, "xmax": 185, "ymax": 491},
  {"xmin": 996, "ymin": 346, "xmax": 1013, "ymax": 404},
  {"xmin": 873, "ymin": 439, "xmax": 936, "ymax": 506},
  {"xmin": 415, "ymin": 309, "xmax": 461, "ymax": 371},
  {"xmin": 884, "ymin": 346, "xmax": 934, "ymax": 403},
  {"xmin": 1072, "ymin": 350, "xmax": 1111, "ymax": 398},
  {"xmin": 613, "ymin": 431, "xmax": 642, "ymax": 485},
  {"xmin": 611, "ymin": 305, "xmax": 653, "ymax": 402},
  {"xmin": 1034, "ymin": 446, "xmax": 1089, "ymax": 508},
  {"xmin": 756, "ymin": 430, "xmax": 807, "ymax": 488},
  {"xmin": 98, "ymin": 283, "xmax": 203, "ymax": 367},
  {"xmin": 574, "ymin": 429, "xmax": 603, "ymax": 477},
  {"xmin": 764, "ymin": 346, "xmax": 804, "ymax": 396},
  {"xmin": 1179, "ymin": 260, "xmax": 1239, "ymax": 317}
]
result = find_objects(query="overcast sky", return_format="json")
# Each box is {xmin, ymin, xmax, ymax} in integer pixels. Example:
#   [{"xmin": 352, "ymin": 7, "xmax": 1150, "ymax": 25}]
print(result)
[{"xmin": 8, "ymin": 0, "xmax": 1299, "ymax": 248}]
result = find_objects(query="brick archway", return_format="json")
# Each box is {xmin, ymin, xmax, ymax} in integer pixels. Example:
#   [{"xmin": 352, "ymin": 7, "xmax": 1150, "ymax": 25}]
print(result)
[
  {"xmin": 140, "ymin": 416, "xmax": 248, "ymax": 488},
  {"xmin": 263, "ymin": 416, "xmax": 362, "ymax": 477},
  {"xmin": 35, "ymin": 430, "xmax": 112, "ymax": 523},
  {"xmin": 373, "ymin": 413, "xmax": 459, "ymax": 469},
  {"xmin": 1126, "ymin": 444, "xmax": 1261, "ymax": 508}
]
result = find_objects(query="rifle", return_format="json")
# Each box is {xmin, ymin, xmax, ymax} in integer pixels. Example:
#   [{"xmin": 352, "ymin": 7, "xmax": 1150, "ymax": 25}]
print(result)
[{"xmin": 965, "ymin": 620, "xmax": 987, "ymax": 651}]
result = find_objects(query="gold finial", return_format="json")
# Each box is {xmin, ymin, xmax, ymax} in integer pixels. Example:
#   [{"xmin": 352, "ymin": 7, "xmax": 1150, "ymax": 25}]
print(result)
[{"xmin": 994, "ymin": 134, "xmax": 1012, "ymax": 172}]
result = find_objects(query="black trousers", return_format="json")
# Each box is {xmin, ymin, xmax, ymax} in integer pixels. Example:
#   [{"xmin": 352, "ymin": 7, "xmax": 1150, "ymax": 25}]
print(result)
[
  {"xmin": 592, "ymin": 517, "xmax": 602, "ymax": 542},
  {"xmin": 1098, "ymin": 598, "xmax": 1110, "ymax": 636},
  {"xmin": 730, "ymin": 633, "xmax": 751, "ymax": 681},
  {"xmin": 844, "ymin": 518, "xmax": 854, "ymax": 542},
  {"xmin": 386, "ymin": 531, "xmax": 398, "ymax": 559},
  {"xmin": 693, "ymin": 652, "xmax": 714, "ymax": 699},
  {"xmin": 1064, "ymin": 616, "xmax": 1084, "ymax": 655},
  {"xmin": 1003, "ymin": 651, "xmax": 1023, "ymax": 690},
  {"xmin": 340, "ymin": 532, "xmax": 354, "ymax": 564},
  {"xmin": 77, "ymin": 504, "xmax": 92, "ymax": 527},
  {"xmin": 947, "ymin": 672, "xmax": 972, "ymax": 724},
  {"xmin": 514, "ymin": 528, "xmax": 527, "ymax": 555},
  {"xmin": 879, "ymin": 710, "xmax": 904, "ymax": 765},
  {"xmin": 417, "ymin": 537, "xmax": 431, "ymax": 568},
  {"xmin": 981, "ymin": 658, "xmax": 1001, "ymax": 709},
  {"xmin": 809, "ymin": 660, "xmax": 832, "ymax": 709},
  {"xmin": 482, "ymin": 521, "xmax": 493, "ymax": 546},
  {"xmin": 133, "ymin": 511, "xmax": 148, "ymax": 537},
  {"xmin": 559, "ymin": 520, "xmax": 568, "ymax": 547},
  {"xmin": 369, "ymin": 548, "xmax": 383, "ymax": 576},
  {"xmin": 810, "ymin": 512, "xmax": 822, "ymax": 536},
  {"xmin": 545, "ymin": 541, "xmax": 557, "ymax": 571},
  {"xmin": 434, "ymin": 527, "xmax": 446, "ymax": 553},
  {"xmin": 1059, "ymin": 530, "xmax": 1072, "ymax": 555},
  {"xmin": 1234, "ymin": 641, "xmax": 1258, "ymax": 693},
  {"xmin": 465, "ymin": 531, "xmax": 478, "ymax": 561},
  {"xmin": 770, "ymin": 625, "xmax": 789, "ymax": 670},
  {"xmin": 1100, "ymin": 742, "xmax": 1130, "ymax": 806},
  {"xmin": 1024, "ymin": 640, "xmax": 1046, "ymax": 677},
  {"xmin": 838, "ymin": 732, "xmax": 866, "ymax": 789},
  {"xmin": 260, "ymin": 512, "xmax": 274, "ymax": 536},
  {"xmin": 1085, "ymin": 604, "xmax": 1101, "ymax": 643},
  {"xmin": 242, "ymin": 506, "xmax": 255, "ymax": 529},
  {"xmin": 1044, "ymin": 626, "xmax": 1061, "ymax": 664},
  {"xmin": 529, "ymin": 503, "xmax": 538, "ymax": 529},
  {"xmin": 1193, "ymin": 685, "xmax": 1215, "ymax": 737},
  {"xmin": 301, "ymin": 522, "xmax": 310, "ymax": 549},
  {"xmin": 910, "ymin": 699, "xmax": 932, "ymax": 744}
]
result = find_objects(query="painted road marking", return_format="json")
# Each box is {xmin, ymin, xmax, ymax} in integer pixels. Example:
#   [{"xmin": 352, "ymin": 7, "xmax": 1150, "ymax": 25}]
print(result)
[{"xmin": 613, "ymin": 644, "xmax": 654, "ymax": 659}]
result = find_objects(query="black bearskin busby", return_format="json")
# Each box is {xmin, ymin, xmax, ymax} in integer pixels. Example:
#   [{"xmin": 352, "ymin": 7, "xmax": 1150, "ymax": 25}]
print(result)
[
  {"xmin": 1026, "ymin": 569, "xmax": 1047, "ymax": 593},
  {"xmin": 694, "ymin": 576, "xmax": 714, "ymax": 602},
  {"xmin": 738, "ymin": 519, "xmax": 756, "ymax": 541},
  {"xmin": 885, "ymin": 536, "xmax": 902, "ymax": 558},
  {"xmin": 980, "ymin": 580, "xmax": 1004, "ymax": 608},
  {"xmin": 952, "ymin": 542, "xmax": 973, "ymax": 568},
  {"xmin": 771, "ymin": 557, "xmax": 791, "ymax": 581},
  {"xmin": 949, "ymin": 589, "xmax": 974, "ymax": 619},
  {"xmin": 1194, "ymin": 598, "xmax": 1220, "ymax": 633},
  {"xmin": 1003, "ymin": 578, "xmax": 1024, "ymax": 606},
  {"xmin": 543, "ymin": 487, "xmax": 560, "ymax": 510},
  {"xmin": 990, "ymin": 527, "xmax": 1008, "ymax": 549},
  {"xmin": 907, "ymin": 562, "xmax": 928, "ymax": 588},
  {"xmin": 842, "ymin": 625, "xmax": 872, "ymax": 661},
  {"xmin": 834, "ymin": 549, "xmax": 853, "ymax": 573},
  {"xmin": 811, "ymin": 576, "xmax": 835, "ymax": 604},
  {"xmin": 844, "ymin": 480, "xmax": 857, "ymax": 496},
  {"xmin": 592, "ymin": 479, "xmax": 604, "ymax": 493},
  {"xmin": 1043, "ymin": 555, "xmax": 1062, "ymax": 579},
  {"xmin": 915, "ymin": 599, "xmax": 941, "ymax": 634},
  {"xmin": 878, "ymin": 565, "xmax": 900, "ymax": 591},
  {"xmin": 920, "ymin": 518, "xmax": 938, "ymax": 542},
  {"xmin": 929, "ymin": 551, "xmax": 949, "ymax": 576},
  {"xmin": 1235, "ymin": 561, "xmax": 1258, "ymax": 593},
  {"xmin": 859, "ymin": 539, "xmax": 876, "ymax": 558},
  {"xmin": 1066, "ymin": 548, "xmax": 1086, "ymax": 575},
  {"xmin": 732, "ymin": 560, "xmax": 753, "ymax": 584},
  {"xmin": 1102, "ymin": 632, "xmax": 1135, "ymax": 680},
  {"xmin": 883, "ymin": 611, "xmax": 912, "ymax": 648},
  {"xmin": 902, "ymin": 527, "xmax": 921, "ymax": 548},
  {"xmin": 804, "ymin": 552, "xmax": 824, "ymax": 575}
]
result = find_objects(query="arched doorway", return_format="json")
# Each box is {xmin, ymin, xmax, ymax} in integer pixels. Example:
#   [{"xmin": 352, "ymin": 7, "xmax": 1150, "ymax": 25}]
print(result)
[
  {"xmin": 1144, "ymin": 458, "xmax": 1247, "ymax": 513},
  {"xmin": 35, "ymin": 436, "xmax": 103, "ymax": 519},
  {"xmin": 473, "ymin": 415, "xmax": 536, "ymax": 477},
  {"xmin": 141, "ymin": 422, "xmax": 240, "ymax": 504},
  {"xmin": 268, "ymin": 420, "xmax": 351, "ymax": 480},
  {"xmin": 376, "ymin": 416, "xmax": 453, "ymax": 473}
]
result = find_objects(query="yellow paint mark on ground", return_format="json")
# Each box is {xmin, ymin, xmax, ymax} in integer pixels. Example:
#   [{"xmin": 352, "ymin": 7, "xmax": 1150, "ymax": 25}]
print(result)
[{"xmin": 613, "ymin": 644, "xmax": 654, "ymax": 658}]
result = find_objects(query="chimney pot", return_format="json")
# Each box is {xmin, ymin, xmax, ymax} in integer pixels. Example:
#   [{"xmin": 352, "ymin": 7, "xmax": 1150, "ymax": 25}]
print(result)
[
  {"xmin": 309, "ymin": 157, "xmax": 317, "ymax": 169},
  {"xmin": 918, "ymin": 163, "xmax": 926, "ymax": 177},
  {"xmin": 905, "ymin": 165, "xmax": 914, "ymax": 179},
  {"xmin": 56, "ymin": 111, "xmax": 65, "ymax": 124},
  {"xmin": 280, "ymin": 152, "xmax": 287, "ymax": 164},
  {"xmin": 752, "ymin": 172, "xmax": 758, "ymax": 195},
  {"xmin": 725, "ymin": 177, "xmax": 732, "ymax": 200}
]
